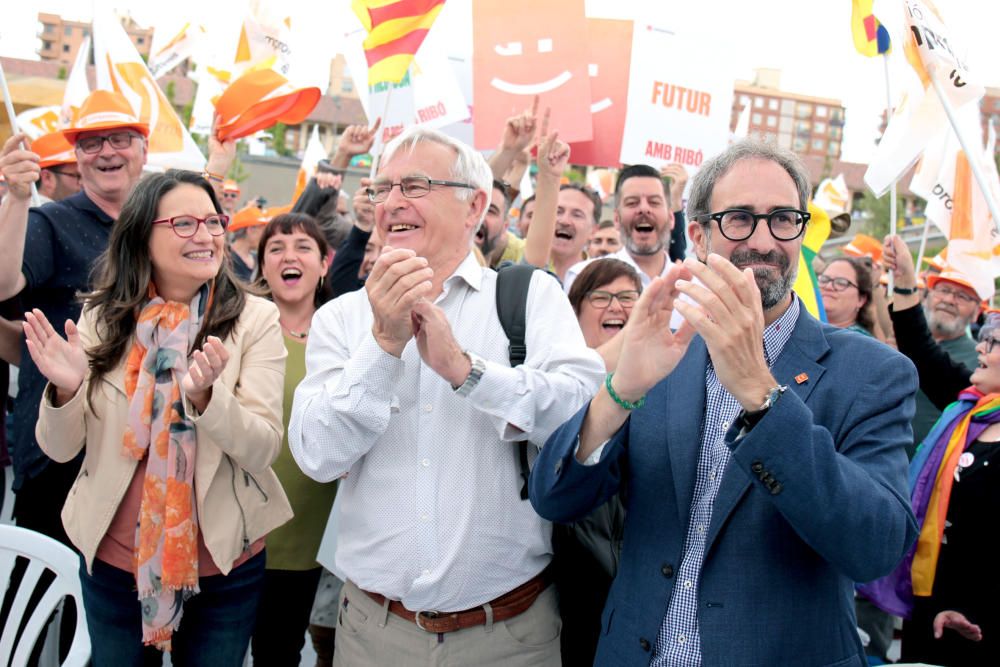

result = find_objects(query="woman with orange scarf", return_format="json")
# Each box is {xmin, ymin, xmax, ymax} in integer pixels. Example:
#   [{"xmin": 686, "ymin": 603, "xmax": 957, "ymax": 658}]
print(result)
[
  {"xmin": 860, "ymin": 235, "xmax": 997, "ymax": 666},
  {"xmin": 25, "ymin": 170, "xmax": 292, "ymax": 665}
]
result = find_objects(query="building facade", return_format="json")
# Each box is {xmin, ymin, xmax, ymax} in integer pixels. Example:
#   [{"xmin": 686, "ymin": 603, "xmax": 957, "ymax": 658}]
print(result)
[
  {"xmin": 729, "ymin": 68, "xmax": 846, "ymax": 160},
  {"xmin": 37, "ymin": 12, "xmax": 153, "ymax": 66}
]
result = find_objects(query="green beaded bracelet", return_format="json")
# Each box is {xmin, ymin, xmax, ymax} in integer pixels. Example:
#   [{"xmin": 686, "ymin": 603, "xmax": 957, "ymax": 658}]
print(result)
[{"xmin": 605, "ymin": 372, "xmax": 646, "ymax": 410}]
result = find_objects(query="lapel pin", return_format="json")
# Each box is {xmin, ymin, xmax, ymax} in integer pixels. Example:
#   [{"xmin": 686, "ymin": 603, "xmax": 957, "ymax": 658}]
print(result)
[{"xmin": 794, "ymin": 373, "xmax": 809, "ymax": 384}]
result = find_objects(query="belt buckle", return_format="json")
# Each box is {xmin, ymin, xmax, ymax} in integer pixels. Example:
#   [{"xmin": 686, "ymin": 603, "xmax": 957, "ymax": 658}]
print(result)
[{"xmin": 414, "ymin": 609, "xmax": 441, "ymax": 632}]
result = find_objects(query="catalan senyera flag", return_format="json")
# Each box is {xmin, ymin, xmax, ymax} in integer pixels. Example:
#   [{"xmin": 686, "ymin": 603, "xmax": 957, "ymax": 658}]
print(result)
[
  {"xmin": 793, "ymin": 203, "xmax": 832, "ymax": 322},
  {"xmin": 850, "ymin": 0, "xmax": 891, "ymax": 57},
  {"xmin": 352, "ymin": 0, "xmax": 446, "ymax": 86}
]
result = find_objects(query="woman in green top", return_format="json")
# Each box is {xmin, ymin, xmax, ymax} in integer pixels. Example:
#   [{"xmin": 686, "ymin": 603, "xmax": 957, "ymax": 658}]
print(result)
[{"xmin": 249, "ymin": 212, "xmax": 337, "ymax": 664}]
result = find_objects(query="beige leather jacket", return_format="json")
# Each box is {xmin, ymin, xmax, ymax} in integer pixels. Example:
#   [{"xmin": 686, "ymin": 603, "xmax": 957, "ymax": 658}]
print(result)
[{"xmin": 37, "ymin": 295, "xmax": 293, "ymax": 575}]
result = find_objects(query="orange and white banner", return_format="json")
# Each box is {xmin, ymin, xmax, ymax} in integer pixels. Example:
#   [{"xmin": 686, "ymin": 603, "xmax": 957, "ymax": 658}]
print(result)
[
  {"xmin": 15, "ymin": 106, "xmax": 61, "ymax": 140},
  {"xmin": 911, "ymin": 104, "xmax": 1000, "ymax": 268},
  {"xmin": 618, "ymin": 24, "xmax": 734, "ymax": 170},
  {"xmin": 471, "ymin": 0, "xmax": 593, "ymax": 148},
  {"xmin": 61, "ymin": 35, "xmax": 91, "ymax": 127},
  {"xmin": 566, "ymin": 18, "xmax": 633, "ymax": 168},
  {"xmin": 93, "ymin": 13, "xmax": 205, "ymax": 171},
  {"xmin": 813, "ymin": 174, "xmax": 852, "ymax": 215}
]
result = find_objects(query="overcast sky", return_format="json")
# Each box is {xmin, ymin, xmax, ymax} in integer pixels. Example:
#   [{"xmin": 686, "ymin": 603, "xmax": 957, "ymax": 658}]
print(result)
[{"xmin": 3, "ymin": 0, "xmax": 997, "ymax": 164}]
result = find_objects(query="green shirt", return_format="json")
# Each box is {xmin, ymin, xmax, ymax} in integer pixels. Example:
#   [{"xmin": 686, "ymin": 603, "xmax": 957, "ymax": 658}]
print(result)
[{"xmin": 265, "ymin": 335, "xmax": 339, "ymax": 570}]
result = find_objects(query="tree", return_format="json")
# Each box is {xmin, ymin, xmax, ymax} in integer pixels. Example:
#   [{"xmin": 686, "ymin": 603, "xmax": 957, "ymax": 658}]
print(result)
[
  {"xmin": 854, "ymin": 189, "xmax": 908, "ymax": 239},
  {"xmin": 267, "ymin": 122, "xmax": 293, "ymax": 157}
]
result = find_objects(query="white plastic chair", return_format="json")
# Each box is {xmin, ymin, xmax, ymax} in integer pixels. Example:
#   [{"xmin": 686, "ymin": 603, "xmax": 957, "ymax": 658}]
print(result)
[{"xmin": 0, "ymin": 524, "xmax": 90, "ymax": 667}]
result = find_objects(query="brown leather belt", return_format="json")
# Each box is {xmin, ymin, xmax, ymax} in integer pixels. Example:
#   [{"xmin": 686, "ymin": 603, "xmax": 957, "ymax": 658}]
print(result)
[{"xmin": 359, "ymin": 571, "xmax": 548, "ymax": 634}]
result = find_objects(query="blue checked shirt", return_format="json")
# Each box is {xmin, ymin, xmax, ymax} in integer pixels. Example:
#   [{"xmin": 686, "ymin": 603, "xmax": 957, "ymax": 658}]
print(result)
[{"xmin": 652, "ymin": 297, "xmax": 800, "ymax": 667}]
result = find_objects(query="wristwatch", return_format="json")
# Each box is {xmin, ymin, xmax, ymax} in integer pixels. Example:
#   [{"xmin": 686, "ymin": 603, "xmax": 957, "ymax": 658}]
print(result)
[
  {"xmin": 453, "ymin": 351, "xmax": 486, "ymax": 397},
  {"xmin": 740, "ymin": 385, "xmax": 788, "ymax": 431}
]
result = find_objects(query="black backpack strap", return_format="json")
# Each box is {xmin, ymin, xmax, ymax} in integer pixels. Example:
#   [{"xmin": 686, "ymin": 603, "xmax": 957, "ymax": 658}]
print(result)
[{"xmin": 495, "ymin": 263, "xmax": 536, "ymax": 499}]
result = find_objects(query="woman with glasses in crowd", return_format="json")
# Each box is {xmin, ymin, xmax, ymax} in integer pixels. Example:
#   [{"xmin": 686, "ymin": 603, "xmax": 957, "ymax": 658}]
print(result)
[
  {"xmin": 248, "ymin": 212, "xmax": 339, "ymax": 666},
  {"xmin": 567, "ymin": 258, "xmax": 642, "ymax": 371},
  {"xmin": 558, "ymin": 258, "xmax": 642, "ymax": 666},
  {"xmin": 24, "ymin": 170, "xmax": 292, "ymax": 666},
  {"xmin": 819, "ymin": 256, "xmax": 879, "ymax": 338},
  {"xmin": 860, "ymin": 234, "xmax": 1000, "ymax": 666}
]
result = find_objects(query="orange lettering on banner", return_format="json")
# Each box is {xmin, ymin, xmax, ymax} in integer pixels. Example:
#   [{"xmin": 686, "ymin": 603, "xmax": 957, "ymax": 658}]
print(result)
[
  {"xmin": 417, "ymin": 102, "xmax": 447, "ymax": 123},
  {"xmin": 644, "ymin": 140, "xmax": 703, "ymax": 166},
  {"xmin": 107, "ymin": 57, "xmax": 184, "ymax": 153},
  {"xmin": 650, "ymin": 81, "xmax": 711, "ymax": 117}
]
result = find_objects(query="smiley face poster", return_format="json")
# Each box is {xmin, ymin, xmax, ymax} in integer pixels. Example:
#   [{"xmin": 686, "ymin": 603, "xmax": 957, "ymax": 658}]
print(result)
[
  {"xmin": 567, "ymin": 18, "xmax": 633, "ymax": 167},
  {"xmin": 472, "ymin": 0, "xmax": 593, "ymax": 149}
]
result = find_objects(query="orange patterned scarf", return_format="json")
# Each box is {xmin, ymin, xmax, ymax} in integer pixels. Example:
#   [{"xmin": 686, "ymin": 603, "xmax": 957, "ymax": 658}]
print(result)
[{"xmin": 122, "ymin": 283, "xmax": 209, "ymax": 650}]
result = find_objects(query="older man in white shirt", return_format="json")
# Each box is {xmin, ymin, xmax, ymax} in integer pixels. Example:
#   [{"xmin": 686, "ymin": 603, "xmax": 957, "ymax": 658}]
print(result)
[{"xmin": 289, "ymin": 126, "xmax": 603, "ymax": 667}]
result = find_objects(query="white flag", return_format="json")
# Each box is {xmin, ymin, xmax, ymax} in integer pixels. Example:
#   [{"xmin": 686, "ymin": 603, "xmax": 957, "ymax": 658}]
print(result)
[
  {"xmin": 61, "ymin": 35, "xmax": 91, "ymax": 127},
  {"xmin": 813, "ymin": 174, "xmax": 851, "ymax": 215},
  {"xmin": 864, "ymin": 0, "xmax": 985, "ymax": 197},
  {"xmin": 93, "ymin": 14, "xmax": 205, "ymax": 171},
  {"xmin": 148, "ymin": 23, "xmax": 206, "ymax": 79}
]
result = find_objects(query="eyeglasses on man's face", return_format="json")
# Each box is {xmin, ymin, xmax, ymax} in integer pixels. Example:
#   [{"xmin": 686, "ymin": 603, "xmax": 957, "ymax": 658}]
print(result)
[
  {"xmin": 75, "ymin": 131, "xmax": 141, "ymax": 155},
  {"xmin": 367, "ymin": 176, "xmax": 475, "ymax": 203},
  {"xmin": 932, "ymin": 283, "xmax": 979, "ymax": 306},
  {"xmin": 818, "ymin": 275, "xmax": 858, "ymax": 292},
  {"xmin": 692, "ymin": 208, "xmax": 809, "ymax": 242},
  {"xmin": 587, "ymin": 289, "xmax": 640, "ymax": 309},
  {"xmin": 152, "ymin": 214, "xmax": 230, "ymax": 238}
]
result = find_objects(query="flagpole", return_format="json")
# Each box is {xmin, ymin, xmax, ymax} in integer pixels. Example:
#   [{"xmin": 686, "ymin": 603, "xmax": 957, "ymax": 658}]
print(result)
[
  {"xmin": 0, "ymin": 61, "xmax": 41, "ymax": 207},
  {"xmin": 928, "ymin": 69, "xmax": 1000, "ymax": 237},
  {"xmin": 883, "ymin": 53, "xmax": 897, "ymax": 294},
  {"xmin": 369, "ymin": 83, "xmax": 394, "ymax": 180},
  {"xmin": 914, "ymin": 217, "xmax": 931, "ymax": 278}
]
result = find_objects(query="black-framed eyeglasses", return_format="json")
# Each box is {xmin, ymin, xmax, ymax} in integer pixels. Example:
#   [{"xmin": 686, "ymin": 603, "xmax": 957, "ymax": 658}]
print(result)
[
  {"xmin": 587, "ymin": 289, "xmax": 640, "ymax": 309},
  {"xmin": 152, "ymin": 214, "xmax": 229, "ymax": 238},
  {"xmin": 692, "ymin": 208, "xmax": 810, "ymax": 241},
  {"xmin": 75, "ymin": 131, "xmax": 140, "ymax": 155},
  {"xmin": 931, "ymin": 283, "xmax": 979, "ymax": 305},
  {"xmin": 817, "ymin": 275, "xmax": 858, "ymax": 292},
  {"xmin": 49, "ymin": 168, "xmax": 81, "ymax": 181},
  {"xmin": 367, "ymin": 176, "xmax": 475, "ymax": 203}
]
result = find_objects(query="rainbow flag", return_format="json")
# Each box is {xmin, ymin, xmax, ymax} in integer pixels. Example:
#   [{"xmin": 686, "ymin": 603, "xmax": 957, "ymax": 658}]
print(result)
[
  {"xmin": 352, "ymin": 0, "xmax": 446, "ymax": 86},
  {"xmin": 851, "ymin": 0, "xmax": 891, "ymax": 57},
  {"xmin": 793, "ymin": 203, "xmax": 832, "ymax": 322}
]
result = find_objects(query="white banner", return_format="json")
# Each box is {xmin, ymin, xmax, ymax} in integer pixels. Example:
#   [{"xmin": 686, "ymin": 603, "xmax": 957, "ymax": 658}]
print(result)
[{"xmin": 618, "ymin": 25, "xmax": 733, "ymax": 171}]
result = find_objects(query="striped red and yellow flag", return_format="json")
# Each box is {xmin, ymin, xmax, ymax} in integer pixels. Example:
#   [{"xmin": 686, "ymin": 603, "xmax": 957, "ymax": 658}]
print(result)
[{"xmin": 352, "ymin": 0, "xmax": 446, "ymax": 86}]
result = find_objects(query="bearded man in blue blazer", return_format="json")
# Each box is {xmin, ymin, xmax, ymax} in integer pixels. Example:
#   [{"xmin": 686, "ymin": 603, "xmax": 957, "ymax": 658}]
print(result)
[{"xmin": 530, "ymin": 140, "xmax": 918, "ymax": 667}]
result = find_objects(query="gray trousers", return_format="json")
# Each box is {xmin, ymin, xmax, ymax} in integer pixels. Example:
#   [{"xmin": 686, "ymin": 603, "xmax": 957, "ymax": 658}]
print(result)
[{"xmin": 333, "ymin": 580, "xmax": 561, "ymax": 667}]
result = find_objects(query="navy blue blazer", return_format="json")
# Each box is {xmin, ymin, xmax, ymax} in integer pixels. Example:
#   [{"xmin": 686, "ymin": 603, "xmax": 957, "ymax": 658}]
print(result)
[{"xmin": 531, "ymin": 307, "xmax": 918, "ymax": 666}]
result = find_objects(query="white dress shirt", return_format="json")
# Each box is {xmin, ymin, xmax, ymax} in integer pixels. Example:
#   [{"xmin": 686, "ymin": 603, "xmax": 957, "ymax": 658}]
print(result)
[
  {"xmin": 289, "ymin": 252, "xmax": 604, "ymax": 612},
  {"xmin": 563, "ymin": 247, "xmax": 672, "ymax": 293}
]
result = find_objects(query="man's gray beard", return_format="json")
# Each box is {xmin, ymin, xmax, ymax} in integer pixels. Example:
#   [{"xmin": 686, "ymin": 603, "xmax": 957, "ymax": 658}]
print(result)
[
  {"xmin": 625, "ymin": 236, "xmax": 664, "ymax": 256},
  {"xmin": 924, "ymin": 303, "xmax": 968, "ymax": 339}
]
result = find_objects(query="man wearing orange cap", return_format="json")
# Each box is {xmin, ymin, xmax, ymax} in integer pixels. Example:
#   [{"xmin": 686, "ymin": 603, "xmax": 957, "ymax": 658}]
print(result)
[
  {"xmin": 221, "ymin": 179, "xmax": 241, "ymax": 217},
  {"xmin": 228, "ymin": 203, "xmax": 269, "ymax": 281},
  {"xmin": 910, "ymin": 269, "xmax": 986, "ymax": 450},
  {"xmin": 0, "ymin": 88, "xmax": 233, "ymax": 544},
  {"xmin": 33, "ymin": 131, "xmax": 81, "ymax": 204}
]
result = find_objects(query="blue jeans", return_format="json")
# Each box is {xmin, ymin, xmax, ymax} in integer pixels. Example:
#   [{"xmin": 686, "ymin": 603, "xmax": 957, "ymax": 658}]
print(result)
[{"xmin": 79, "ymin": 551, "xmax": 265, "ymax": 667}]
